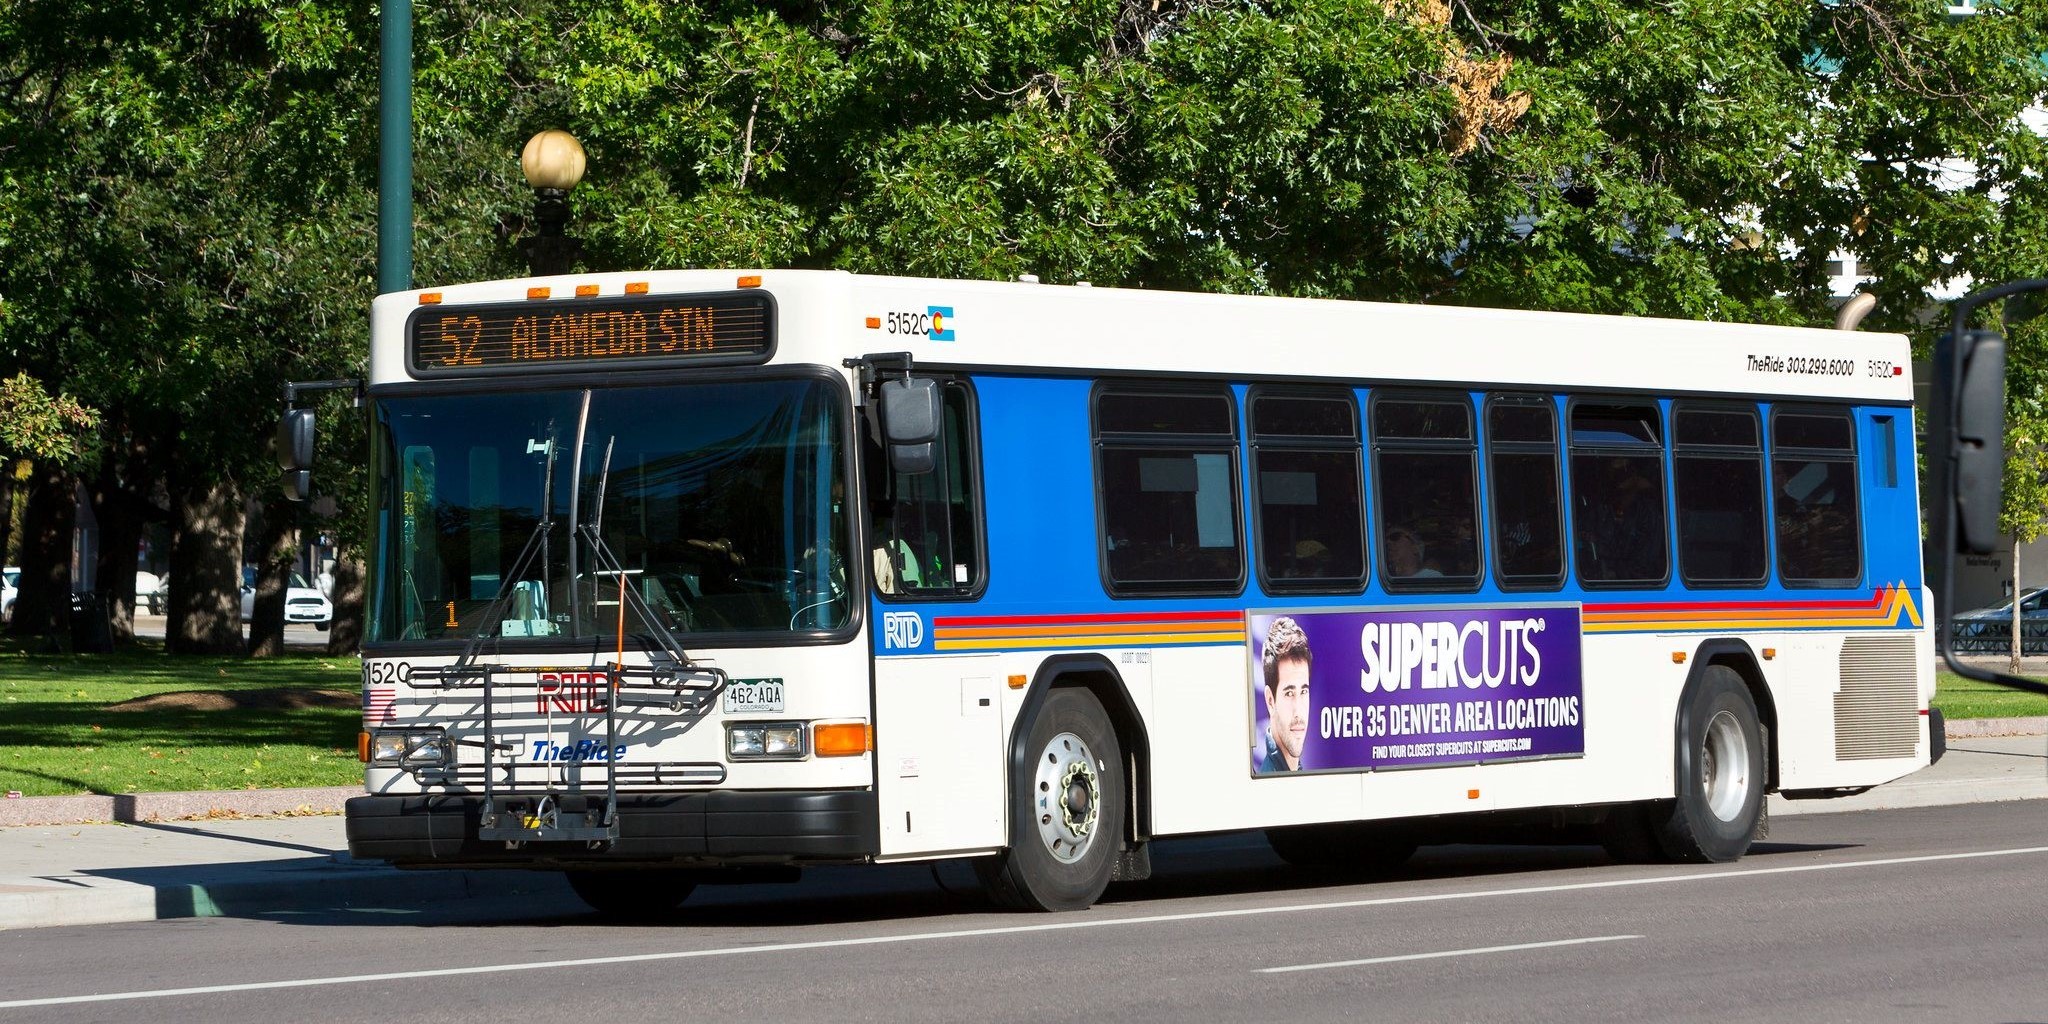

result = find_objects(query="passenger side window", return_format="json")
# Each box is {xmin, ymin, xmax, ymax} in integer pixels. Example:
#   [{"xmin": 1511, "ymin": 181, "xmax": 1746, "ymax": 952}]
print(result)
[
  {"xmin": 1373, "ymin": 394, "xmax": 1479, "ymax": 590},
  {"xmin": 868, "ymin": 380, "xmax": 982, "ymax": 599},
  {"xmin": 1486, "ymin": 397, "xmax": 1564, "ymax": 589},
  {"xmin": 1673, "ymin": 405, "xmax": 1768, "ymax": 587},
  {"xmin": 1096, "ymin": 386, "xmax": 1244, "ymax": 594},
  {"xmin": 1773, "ymin": 408, "xmax": 1861, "ymax": 587},
  {"xmin": 1250, "ymin": 389, "xmax": 1365, "ymax": 592},
  {"xmin": 1569, "ymin": 402, "xmax": 1669, "ymax": 587}
]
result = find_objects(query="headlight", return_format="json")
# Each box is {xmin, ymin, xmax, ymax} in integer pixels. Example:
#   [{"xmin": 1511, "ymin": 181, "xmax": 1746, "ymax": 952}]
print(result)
[
  {"xmin": 370, "ymin": 732, "xmax": 408, "ymax": 762},
  {"xmin": 727, "ymin": 722, "xmax": 807, "ymax": 761},
  {"xmin": 369, "ymin": 728, "xmax": 451, "ymax": 767}
]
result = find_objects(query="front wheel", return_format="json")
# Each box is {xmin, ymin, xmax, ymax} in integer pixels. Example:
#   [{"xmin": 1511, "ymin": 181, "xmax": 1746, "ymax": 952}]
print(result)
[
  {"xmin": 564, "ymin": 869, "xmax": 697, "ymax": 919},
  {"xmin": 1651, "ymin": 665, "xmax": 1766, "ymax": 863},
  {"xmin": 977, "ymin": 687, "xmax": 1124, "ymax": 912}
]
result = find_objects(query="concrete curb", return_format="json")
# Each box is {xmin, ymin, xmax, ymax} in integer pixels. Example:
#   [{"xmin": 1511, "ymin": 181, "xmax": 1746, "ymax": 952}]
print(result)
[
  {"xmin": 1944, "ymin": 716, "xmax": 2048, "ymax": 738},
  {"xmin": 0, "ymin": 787, "xmax": 357, "ymax": 828}
]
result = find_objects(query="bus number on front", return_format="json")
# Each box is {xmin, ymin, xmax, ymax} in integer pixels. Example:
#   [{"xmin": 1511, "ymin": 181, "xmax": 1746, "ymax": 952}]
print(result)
[{"xmin": 882, "ymin": 306, "xmax": 955, "ymax": 342}]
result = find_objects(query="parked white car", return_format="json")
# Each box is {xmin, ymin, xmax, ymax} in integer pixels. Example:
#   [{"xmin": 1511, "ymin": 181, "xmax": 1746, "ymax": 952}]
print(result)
[
  {"xmin": 240, "ymin": 566, "xmax": 333, "ymax": 630},
  {"xmin": 1, "ymin": 566, "xmax": 17, "ymax": 624}
]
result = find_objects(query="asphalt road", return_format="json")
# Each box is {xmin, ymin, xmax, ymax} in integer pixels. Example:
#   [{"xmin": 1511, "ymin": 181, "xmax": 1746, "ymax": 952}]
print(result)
[
  {"xmin": 1, "ymin": 800, "xmax": 2044, "ymax": 1023},
  {"xmin": 129, "ymin": 613, "xmax": 333, "ymax": 651}
]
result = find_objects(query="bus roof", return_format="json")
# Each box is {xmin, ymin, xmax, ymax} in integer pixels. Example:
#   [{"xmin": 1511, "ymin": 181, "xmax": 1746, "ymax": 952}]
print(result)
[{"xmin": 371, "ymin": 269, "xmax": 1916, "ymax": 404}]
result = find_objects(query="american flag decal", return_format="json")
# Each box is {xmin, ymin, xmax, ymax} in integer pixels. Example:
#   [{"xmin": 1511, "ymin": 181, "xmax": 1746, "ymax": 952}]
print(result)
[{"xmin": 365, "ymin": 686, "xmax": 395, "ymax": 724}]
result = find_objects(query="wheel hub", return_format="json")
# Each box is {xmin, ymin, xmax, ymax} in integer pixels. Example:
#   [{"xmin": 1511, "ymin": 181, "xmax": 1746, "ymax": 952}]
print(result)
[
  {"xmin": 1035, "ymin": 731, "xmax": 1101, "ymax": 864},
  {"xmin": 1701, "ymin": 708, "xmax": 1752, "ymax": 822}
]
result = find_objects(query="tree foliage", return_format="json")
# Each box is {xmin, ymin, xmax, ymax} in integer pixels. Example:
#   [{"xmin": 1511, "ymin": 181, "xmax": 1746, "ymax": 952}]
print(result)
[
  {"xmin": 0, "ymin": 373, "xmax": 98, "ymax": 465},
  {"xmin": 4, "ymin": 0, "xmax": 2048, "ymax": 650}
]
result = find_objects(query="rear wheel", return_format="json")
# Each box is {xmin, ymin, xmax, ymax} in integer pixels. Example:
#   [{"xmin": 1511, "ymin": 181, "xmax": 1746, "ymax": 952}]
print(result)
[
  {"xmin": 564, "ymin": 869, "xmax": 697, "ymax": 919},
  {"xmin": 1266, "ymin": 822, "xmax": 1415, "ymax": 874},
  {"xmin": 977, "ymin": 687, "xmax": 1124, "ymax": 912},
  {"xmin": 1648, "ymin": 666, "xmax": 1765, "ymax": 863}
]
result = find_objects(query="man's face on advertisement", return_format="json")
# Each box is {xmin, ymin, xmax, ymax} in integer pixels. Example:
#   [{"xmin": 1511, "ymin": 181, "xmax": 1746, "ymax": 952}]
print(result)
[{"xmin": 1266, "ymin": 658, "xmax": 1311, "ymax": 769}]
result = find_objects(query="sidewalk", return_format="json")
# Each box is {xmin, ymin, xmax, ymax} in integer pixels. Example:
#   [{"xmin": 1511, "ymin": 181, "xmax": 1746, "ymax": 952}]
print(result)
[{"xmin": 0, "ymin": 732, "xmax": 2041, "ymax": 932}]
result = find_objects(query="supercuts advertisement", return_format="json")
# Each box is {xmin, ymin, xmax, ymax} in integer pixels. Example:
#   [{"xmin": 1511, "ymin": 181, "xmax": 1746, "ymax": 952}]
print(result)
[{"xmin": 1249, "ymin": 605, "xmax": 1584, "ymax": 776}]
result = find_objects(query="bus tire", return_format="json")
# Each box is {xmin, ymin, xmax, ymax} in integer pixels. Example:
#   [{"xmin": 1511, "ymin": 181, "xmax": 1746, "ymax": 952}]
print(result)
[
  {"xmin": 564, "ymin": 869, "xmax": 697, "ymax": 919},
  {"xmin": 977, "ymin": 687, "xmax": 1124, "ymax": 912},
  {"xmin": 1265, "ymin": 823, "xmax": 1415, "ymax": 874},
  {"xmin": 1651, "ymin": 666, "xmax": 1765, "ymax": 863}
]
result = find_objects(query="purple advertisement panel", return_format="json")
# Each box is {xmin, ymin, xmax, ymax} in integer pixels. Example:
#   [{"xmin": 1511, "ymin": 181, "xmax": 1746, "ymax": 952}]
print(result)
[{"xmin": 1248, "ymin": 605, "xmax": 1583, "ymax": 776}]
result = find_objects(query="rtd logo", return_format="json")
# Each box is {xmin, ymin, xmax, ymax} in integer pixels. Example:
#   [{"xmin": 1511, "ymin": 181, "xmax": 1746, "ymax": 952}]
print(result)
[
  {"xmin": 882, "ymin": 611, "xmax": 924, "ymax": 650},
  {"xmin": 537, "ymin": 672, "xmax": 610, "ymax": 714}
]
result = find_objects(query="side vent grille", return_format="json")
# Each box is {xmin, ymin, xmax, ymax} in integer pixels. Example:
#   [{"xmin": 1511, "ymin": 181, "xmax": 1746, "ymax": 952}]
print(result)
[{"xmin": 1835, "ymin": 635, "xmax": 1920, "ymax": 760}]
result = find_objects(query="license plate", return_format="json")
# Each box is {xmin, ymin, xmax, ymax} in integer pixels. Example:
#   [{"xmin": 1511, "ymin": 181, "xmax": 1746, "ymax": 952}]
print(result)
[{"xmin": 722, "ymin": 678, "xmax": 784, "ymax": 714}]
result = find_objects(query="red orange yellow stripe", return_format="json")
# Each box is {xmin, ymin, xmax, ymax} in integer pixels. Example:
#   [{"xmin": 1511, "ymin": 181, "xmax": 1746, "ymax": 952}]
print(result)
[
  {"xmin": 1583, "ymin": 583, "xmax": 1921, "ymax": 633},
  {"xmin": 931, "ymin": 610, "xmax": 1244, "ymax": 652}
]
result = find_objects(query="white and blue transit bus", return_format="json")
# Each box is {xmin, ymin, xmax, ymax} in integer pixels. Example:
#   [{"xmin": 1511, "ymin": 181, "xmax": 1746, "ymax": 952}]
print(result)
[{"xmin": 298, "ymin": 269, "xmax": 1938, "ymax": 914}]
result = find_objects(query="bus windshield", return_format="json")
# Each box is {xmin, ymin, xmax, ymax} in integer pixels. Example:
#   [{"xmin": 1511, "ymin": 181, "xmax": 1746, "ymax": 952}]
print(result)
[{"xmin": 369, "ymin": 377, "xmax": 850, "ymax": 644}]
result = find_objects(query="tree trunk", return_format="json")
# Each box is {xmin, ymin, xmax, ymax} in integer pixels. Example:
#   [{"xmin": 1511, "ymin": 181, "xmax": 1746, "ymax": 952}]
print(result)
[
  {"xmin": 326, "ymin": 544, "xmax": 366, "ymax": 656},
  {"xmin": 167, "ymin": 475, "xmax": 245, "ymax": 655},
  {"xmin": 247, "ymin": 497, "xmax": 295, "ymax": 657},
  {"xmin": 2012, "ymin": 539, "xmax": 2024, "ymax": 674},
  {"xmin": 89, "ymin": 459, "xmax": 144, "ymax": 648},
  {"xmin": 0, "ymin": 462, "xmax": 16, "ymax": 566},
  {"xmin": 9, "ymin": 462, "xmax": 76, "ymax": 646}
]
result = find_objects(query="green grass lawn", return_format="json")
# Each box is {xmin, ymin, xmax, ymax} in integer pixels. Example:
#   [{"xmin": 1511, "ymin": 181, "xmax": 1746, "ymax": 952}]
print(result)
[
  {"xmin": 1934, "ymin": 670, "xmax": 2048, "ymax": 720},
  {"xmin": 0, "ymin": 641, "xmax": 364, "ymax": 797}
]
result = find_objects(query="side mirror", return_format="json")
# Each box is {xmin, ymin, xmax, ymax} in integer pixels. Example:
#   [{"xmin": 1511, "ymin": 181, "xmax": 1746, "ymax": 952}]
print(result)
[
  {"xmin": 278, "ymin": 409, "xmax": 316, "ymax": 471},
  {"xmin": 879, "ymin": 376, "xmax": 941, "ymax": 476},
  {"xmin": 1952, "ymin": 329, "xmax": 2007, "ymax": 555},
  {"xmin": 277, "ymin": 408, "xmax": 316, "ymax": 503},
  {"xmin": 879, "ymin": 377, "xmax": 941, "ymax": 446},
  {"xmin": 888, "ymin": 441, "xmax": 936, "ymax": 475}
]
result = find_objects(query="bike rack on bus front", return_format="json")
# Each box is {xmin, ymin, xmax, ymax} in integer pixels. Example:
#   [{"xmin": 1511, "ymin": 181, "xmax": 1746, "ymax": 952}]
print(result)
[{"xmin": 408, "ymin": 660, "xmax": 726, "ymax": 845}]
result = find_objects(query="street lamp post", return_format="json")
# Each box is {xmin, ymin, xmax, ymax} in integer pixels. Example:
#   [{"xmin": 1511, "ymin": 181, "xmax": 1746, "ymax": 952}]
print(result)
[{"xmin": 518, "ymin": 129, "xmax": 587, "ymax": 277}]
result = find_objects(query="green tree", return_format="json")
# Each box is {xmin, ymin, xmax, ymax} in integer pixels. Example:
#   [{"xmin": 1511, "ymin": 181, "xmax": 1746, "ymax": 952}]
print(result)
[
  {"xmin": 8, "ymin": 0, "xmax": 2048, "ymax": 656},
  {"xmin": 2001, "ymin": 410, "xmax": 2048, "ymax": 670},
  {"xmin": 1, "ymin": 0, "xmax": 379, "ymax": 651}
]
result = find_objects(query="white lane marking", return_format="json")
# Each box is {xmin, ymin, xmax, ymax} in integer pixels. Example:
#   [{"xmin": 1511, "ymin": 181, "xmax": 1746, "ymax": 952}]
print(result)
[
  {"xmin": 1258, "ymin": 934, "xmax": 1641, "ymax": 974},
  {"xmin": 3, "ymin": 843, "xmax": 2045, "ymax": 1010}
]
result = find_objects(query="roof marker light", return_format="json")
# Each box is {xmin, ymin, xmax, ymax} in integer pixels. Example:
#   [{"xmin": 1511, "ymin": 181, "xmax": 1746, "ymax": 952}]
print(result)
[
  {"xmin": 865, "ymin": 317, "xmax": 882, "ymax": 329},
  {"xmin": 417, "ymin": 292, "xmax": 442, "ymax": 305},
  {"xmin": 527, "ymin": 287, "xmax": 550, "ymax": 300},
  {"xmin": 737, "ymin": 275, "xmax": 762, "ymax": 288},
  {"xmin": 626, "ymin": 281, "xmax": 649, "ymax": 295},
  {"xmin": 575, "ymin": 284, "xmax": 599, "ymax": 297}
]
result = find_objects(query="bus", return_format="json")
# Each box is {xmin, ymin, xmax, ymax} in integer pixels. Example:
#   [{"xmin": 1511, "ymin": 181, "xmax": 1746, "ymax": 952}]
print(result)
[{"xmin": 294, "ymin": 269, "xmax": 1938, "ymax": 915}]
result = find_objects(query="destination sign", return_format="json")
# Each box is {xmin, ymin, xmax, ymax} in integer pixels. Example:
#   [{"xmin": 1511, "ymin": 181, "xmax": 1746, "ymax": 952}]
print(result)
[{"xmin": 408, "ymin": 291, "xmax": 773, "ymax": 376}]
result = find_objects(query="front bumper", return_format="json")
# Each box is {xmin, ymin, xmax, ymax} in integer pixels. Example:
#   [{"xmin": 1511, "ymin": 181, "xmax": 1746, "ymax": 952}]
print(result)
[{"xmin": 347, "ymin": 789, "xmax": 877, "ymax": 868}]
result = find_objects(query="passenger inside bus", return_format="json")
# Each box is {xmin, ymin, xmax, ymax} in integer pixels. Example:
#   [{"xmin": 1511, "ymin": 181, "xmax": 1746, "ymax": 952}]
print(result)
[
  {"xmin": 1582, "ymin": 462, "xmax": 1665, "ymax": 581},
  {"xmin": 1385, "ymin": 527, "xmax": 1443, "ymax": 579}
]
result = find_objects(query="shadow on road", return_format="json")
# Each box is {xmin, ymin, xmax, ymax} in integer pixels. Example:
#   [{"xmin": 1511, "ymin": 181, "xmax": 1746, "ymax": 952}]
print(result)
[{"xmin": 138, "ymin": 826, "xmax": 1873, "ymax": 933}]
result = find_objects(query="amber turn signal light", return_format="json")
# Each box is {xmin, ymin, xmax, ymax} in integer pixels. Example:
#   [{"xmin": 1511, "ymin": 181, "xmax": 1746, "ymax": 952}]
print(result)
[{"xmin": 813, "ymin": 722, "xmax": 872, "ymax": 757}]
